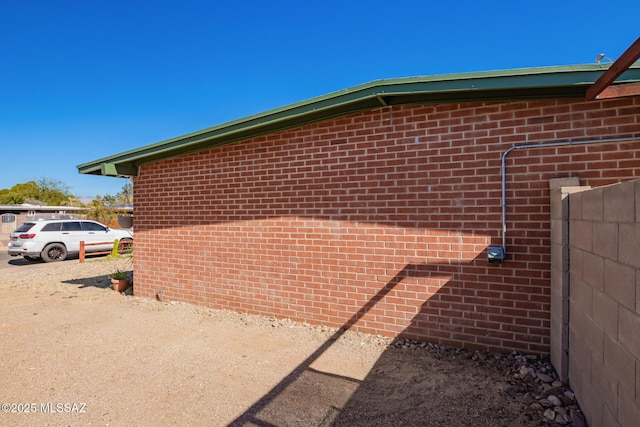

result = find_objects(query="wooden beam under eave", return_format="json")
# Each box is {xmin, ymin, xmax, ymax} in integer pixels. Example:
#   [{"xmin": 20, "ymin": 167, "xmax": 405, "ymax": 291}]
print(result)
[
  {"xmin": 587, "ymin": 37, "xmax": 640, "ymax": 101},
  {"xmin": 595, "ymin": 82, "xmax": 640, "ymax": 99},
  {"xmin": 376, "ymin": 95, "xmax": 388, "ymax": 106}
]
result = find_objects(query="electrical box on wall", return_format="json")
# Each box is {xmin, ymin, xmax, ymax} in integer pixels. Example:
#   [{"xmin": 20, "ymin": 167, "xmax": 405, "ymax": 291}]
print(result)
[{"xmin": 487, "ymin": 246, "xmax": 506, "ymax": 264}]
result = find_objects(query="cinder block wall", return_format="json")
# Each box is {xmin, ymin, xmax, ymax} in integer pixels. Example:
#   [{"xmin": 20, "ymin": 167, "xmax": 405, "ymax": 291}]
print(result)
[
  {"xmin": 549, "ymin": 180, "xmax": 588, "ymax": 383},
  {"xmin": 133, "ymin": 97, "xmax": 640, "ymax": 354},
  {"xmin": 568, "ymin": 179, "xmax": 640, "ymax": 427}
]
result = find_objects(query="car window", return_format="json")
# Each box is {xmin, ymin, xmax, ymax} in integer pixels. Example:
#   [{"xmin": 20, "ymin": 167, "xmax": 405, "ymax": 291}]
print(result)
[
  {"xmin": 62, "ymin": 222, "xmax": 82, "ymax": 231},
  {"xmin": 82, "ymin": 222, "xmax": 107, "ymax": 232},
  {"xmin": 41, "ymin": 223, "xmax": 63, "ymax": 232},
  {"xmin": 14, "ymin": 223, "xmax": 35, "ymax": 232}
]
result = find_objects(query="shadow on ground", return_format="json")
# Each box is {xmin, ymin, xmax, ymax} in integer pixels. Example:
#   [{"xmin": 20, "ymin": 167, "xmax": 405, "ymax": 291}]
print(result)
[
  {"xmin": 228, "ymin": 261, "xmax": 541, "ymax": 427},
  {"xmin": 229, "ymin": 341, "xmax": 538, "ymax": 427},
  {"xmin": 62, "ymin": 273, "xmax": 119, "ymax": 290},
  {"xmin": 6, "ymin": 253, "xmax": 92, "ymax": 267}
]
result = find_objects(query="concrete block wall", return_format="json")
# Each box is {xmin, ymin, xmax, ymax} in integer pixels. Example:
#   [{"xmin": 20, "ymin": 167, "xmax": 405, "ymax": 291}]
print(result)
[
  {"xmin": 549, "ymin": 178, "xmax": 588, "ymax": 383},
  {"xmin": 568, "ymin": 179, "xmax": 640, "ymax": 427},
  {"xmin": 133, "ymin": 96, "xmax": 640, "ymax": 354}
]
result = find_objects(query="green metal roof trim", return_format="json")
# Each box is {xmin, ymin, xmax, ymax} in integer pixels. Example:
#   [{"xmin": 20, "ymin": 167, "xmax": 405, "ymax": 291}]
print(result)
[{"xmin": 78, "ymin": 63, "xmax": 640, "ymax": 177}]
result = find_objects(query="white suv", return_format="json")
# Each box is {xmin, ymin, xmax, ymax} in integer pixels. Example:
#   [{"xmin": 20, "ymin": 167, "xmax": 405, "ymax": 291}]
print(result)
[{"xmin": 8, "ymin": 219, "xmax": 133, "ymax": 262}]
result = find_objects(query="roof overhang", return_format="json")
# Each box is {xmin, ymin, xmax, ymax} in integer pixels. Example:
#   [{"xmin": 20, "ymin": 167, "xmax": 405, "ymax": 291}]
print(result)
[{"xmin": 78, "ymin": 63, "xmax": 640, "ymax": 178}]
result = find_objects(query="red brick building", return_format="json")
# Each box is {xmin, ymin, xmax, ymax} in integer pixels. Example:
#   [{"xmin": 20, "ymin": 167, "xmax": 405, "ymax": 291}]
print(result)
[{"xmin": 79, "ymin": 64, "xmax": 640, "ymax": 354}]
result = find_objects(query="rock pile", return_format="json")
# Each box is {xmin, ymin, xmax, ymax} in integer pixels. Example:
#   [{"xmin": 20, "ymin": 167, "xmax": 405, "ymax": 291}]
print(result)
[
  {"xmin": 511, "ymin": 352, "xmax": 587, "ymax": 427},
  {"xmin": 391, "ymin": 338, "xmax": 587, "ymax": 426}
]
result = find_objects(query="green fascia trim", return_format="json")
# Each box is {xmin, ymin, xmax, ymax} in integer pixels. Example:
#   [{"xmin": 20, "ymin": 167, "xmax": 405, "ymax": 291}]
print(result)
[
  {"xmin": 77, "ymin": 63, "xmax": 640, "ymax": 177},
  {"xmin": 100, "ymin": 162, "xmax": 138, "ymax": 177}
]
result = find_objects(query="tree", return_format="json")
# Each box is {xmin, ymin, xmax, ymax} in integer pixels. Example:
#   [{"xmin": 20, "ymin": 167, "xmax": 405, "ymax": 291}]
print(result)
[
  {"xmin": 0, "ymin": 182, "xmax": 40, "ymax": 204},
  {"xmin": 101, "ymin": 181, "xmax": 133, "ymax": 207},
  {"xmin": 84, "ymin": 197, "xmax": 116, "ymax": 225},
  {"xmin": 36, "ymin": 178, "xmax": 72, "ymax": 205},
  {"xmin": 0, "ymin": 178, "xmax": 77, "ymax": 206},
  {"xmin": 85, "ymin": 181, "xmax": 133, "ymax": 226},
  {"xmin": 102, "ymin": 194, "xmax": 117, "ymax": 206},
  {"xmin": 118, "ymin": 182, "xmax": 133, "ymax": 205}
]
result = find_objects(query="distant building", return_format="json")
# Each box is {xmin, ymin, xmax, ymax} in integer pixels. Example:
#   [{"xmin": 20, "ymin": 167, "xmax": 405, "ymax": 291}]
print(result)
[
  {"xmin": 0, "ymin": 203, "xmax": 85, "ymax": 217},
  {"xmin": 0, "ymin": 203, "xmax": 87, "ymax": 232}
]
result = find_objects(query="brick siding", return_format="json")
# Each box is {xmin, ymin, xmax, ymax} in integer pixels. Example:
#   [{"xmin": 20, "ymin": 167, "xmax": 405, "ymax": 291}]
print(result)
[{"xmin": 132, "ymin": 97, "xmax": 640, "ymax": 354}]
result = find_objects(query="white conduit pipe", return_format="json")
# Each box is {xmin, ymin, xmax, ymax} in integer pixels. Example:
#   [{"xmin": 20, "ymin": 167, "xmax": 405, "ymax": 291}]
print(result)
[{"xmin": 500, "ymin": 136, "xmax": 640, "ymax": 255}]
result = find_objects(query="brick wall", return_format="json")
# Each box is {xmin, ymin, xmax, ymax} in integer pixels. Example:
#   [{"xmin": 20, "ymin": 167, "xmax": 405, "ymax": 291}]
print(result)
[
  {"xmin": 133, "ymin": 97, "xmax": 640, "ymax": 354},
  {"xmin": 567, "ymin": 179, "xmax": 640, "ymax": 427}
]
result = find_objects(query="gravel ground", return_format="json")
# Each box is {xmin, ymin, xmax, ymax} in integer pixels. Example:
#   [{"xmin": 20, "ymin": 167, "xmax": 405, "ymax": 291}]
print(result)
[{"xmin": 0, "ymin": 256, "xmax": 583, "ymax": 426}]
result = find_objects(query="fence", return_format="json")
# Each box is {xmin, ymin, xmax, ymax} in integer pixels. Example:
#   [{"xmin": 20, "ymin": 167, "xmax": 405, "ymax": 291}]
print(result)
[
  {"xmin": 79, "ymin": 239, "xmax": 133, "ymax": 262},
  {"xmin": 551, "ymin": 178, "xmax": 640, "ymax": 427},
  {"xmin": 1, "ymin": 213, "xmax": 17, "ymax": 233}
]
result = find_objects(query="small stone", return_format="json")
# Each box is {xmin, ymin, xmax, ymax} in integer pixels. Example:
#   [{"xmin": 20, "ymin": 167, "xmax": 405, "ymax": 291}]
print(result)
[
  {"xmin": 560, "ymin": 394, "xmax": 574, "ymax": 405},
  {"xmin": 548, "ymin": 395, "xmax": 562, "ymax": 407},
  {"xmin": 555, "ymin": 413, "xmax": 572, "ymax": 425},
  {"xmin": 555, "ymin": 407, "xmax": 567, "ymax": 417},
  {"xmin": 519, "ymin": 365, "xmax": 534, "ymax": 377},
  {"xmin": 530, "ymin": 402, "xmax": 543, "ymax": 410},
  {"xmin": 544, "ymin": 408, "xmax": 556, "ymax": 421},
  {"xmin": 538, "ymin": 398, "xmax": 552, "ymax": 408},
  {"xmin": 543, "ymin": 385, "xmax": 563, "ymax": 395},
  {"xmin": 525, "ymin": 354, "xmax": 538, "ymax": 361},
  {"xmin": 540, "ymin": 382, "xmax": 554, "ymax": 392},
  {"xmin": 563, "ymin": 390, "xmax": 575, "ymax": 400},
  {"xmin": 537, "ymin": 373, "xmax": 554, "ymax": 383},
  {"xmin": 552, "ymin": 380, "xmax": 563, "ymax": 387}
]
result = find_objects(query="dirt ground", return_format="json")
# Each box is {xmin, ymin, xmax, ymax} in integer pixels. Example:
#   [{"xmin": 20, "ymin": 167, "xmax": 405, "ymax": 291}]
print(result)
[{"xmin": 0, "ymin": 257, "xmax": 554, "ymax": 426}]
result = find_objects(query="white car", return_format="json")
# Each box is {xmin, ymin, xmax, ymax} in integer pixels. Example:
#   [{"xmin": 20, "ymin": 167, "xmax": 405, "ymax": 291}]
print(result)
[{"xmin": 8, "ymin": 219, "xmax": 133, "ymax": 262}]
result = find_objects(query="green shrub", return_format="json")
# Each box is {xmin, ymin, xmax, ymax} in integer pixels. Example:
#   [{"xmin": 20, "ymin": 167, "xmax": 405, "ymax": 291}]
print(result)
[{"xmin": 111, "ymin": 269, "xmax": 128, "ymax": 280}]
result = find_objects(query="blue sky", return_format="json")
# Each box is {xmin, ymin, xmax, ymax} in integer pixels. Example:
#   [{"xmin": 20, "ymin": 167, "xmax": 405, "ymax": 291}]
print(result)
[{"xmin": 1, "ymin": 1, "xmax": 638, "ymax": 198}]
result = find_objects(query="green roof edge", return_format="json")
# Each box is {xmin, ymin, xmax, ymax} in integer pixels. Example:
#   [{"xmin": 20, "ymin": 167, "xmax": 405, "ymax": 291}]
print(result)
[{"xmin": 77, "ymin": 63, "xmax": 640, "ymax": 177}]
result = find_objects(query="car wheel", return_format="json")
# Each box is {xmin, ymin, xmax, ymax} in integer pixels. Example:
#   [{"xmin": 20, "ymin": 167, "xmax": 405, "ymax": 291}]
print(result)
[
  {"xmin": 24, "ymin": 256, "xmax": 41, "ymax": 262},
  {"xmin": 41, "ymin": 243, "xmax": 68, "ymax": 262},
  {"xmin": 118, "ymin": 238, "xmax": 133, "ymax": 253}
]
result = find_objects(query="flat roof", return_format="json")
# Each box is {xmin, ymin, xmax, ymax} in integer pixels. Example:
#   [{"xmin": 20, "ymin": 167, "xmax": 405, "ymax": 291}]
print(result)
[
  {"xmin": 78, "ymin": 63, "xmax": 640, "ymax": 178},
  {"xmin": 0, "ymin": 204, "xmax": 85, "ymax": 212}
]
